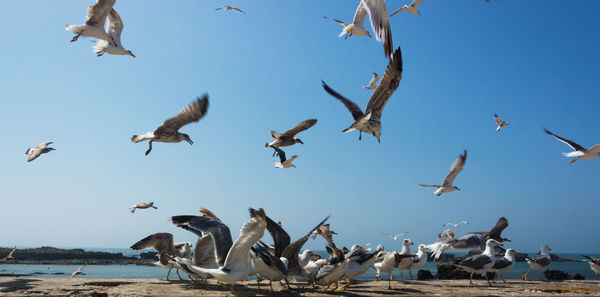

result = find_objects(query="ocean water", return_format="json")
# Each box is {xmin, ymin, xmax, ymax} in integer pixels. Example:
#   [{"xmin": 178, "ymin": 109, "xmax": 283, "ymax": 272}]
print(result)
[{"xmin": 1, "ymin": 249, "xmax": 598, "ymax": 281}]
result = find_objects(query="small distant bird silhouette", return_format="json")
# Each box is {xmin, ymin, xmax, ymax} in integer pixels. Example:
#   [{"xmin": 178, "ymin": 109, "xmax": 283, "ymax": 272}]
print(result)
[
  {"xmin": 494, "ymin": 114, "xmax": 509, "ymax": 131},
  {"xmin": 391, "ymin": 0, "xmax": 424, "ymax": 16},
  {"xmin": 71, "ymin": 265, "xmax": 86, "ymax": 278},
  {"xmin": 25, "ymin": 142, "xmax": 55, "ymax": 162},
  {"xmin": 129, "ymin": 202, "xmax": 158, "ymax": 213},
  {"xmin": 363, "ymin": 72, "xmax": 379, "ymax": 89},
  {"xmin": 442, "ymin": 221, "xmax": 470, "ymax": 228},
  {"xmin": 216, "ymin": 5, "xmax": 246, "ymax": 15},
  {"xmin": 382, "ymin": 231, "xmax": 409, "ymax": 240},
  {"xmin": 271, "ymin": 146, "xmax": 298, "ymax": 168}
]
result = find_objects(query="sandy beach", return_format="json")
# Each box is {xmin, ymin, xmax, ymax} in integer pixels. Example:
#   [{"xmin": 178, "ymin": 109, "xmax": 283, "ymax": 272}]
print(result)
[{"xmin": 1, "ymin": 277, "xmax": 599, "ymax": 296}]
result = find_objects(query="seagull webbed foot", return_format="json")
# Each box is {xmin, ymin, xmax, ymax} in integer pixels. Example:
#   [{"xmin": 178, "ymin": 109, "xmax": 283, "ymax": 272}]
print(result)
[{"xmin": 70, "ymin": 33, "xmax": 81, "ymax": 42}]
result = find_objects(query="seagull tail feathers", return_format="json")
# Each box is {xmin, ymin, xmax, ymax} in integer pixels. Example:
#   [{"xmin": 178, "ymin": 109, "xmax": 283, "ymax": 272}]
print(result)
[
  {"xmin": 93, "ymin": 39, "xmax": 109, "ymax": 53},
  {"xmin": 426, "ymin": 242, "xmax": 445, "ymax": 261},
  {"xmin": 342, "ymin": 127, "xmax": 356, "ymax": 134}
]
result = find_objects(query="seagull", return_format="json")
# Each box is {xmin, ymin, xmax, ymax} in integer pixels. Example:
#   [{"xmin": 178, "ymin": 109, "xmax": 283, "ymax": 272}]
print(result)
[
  {"xmin": 544, "ymin": 128, "xmax": 600, "ymax": 164},
  {"xmin": 494, "ymin": 114, "xmax": 509, "ymax": 131},
  {"xmin": 419, "ymin": 150, "xmax": 467, "ymax": 196},
  {"xmin": 490, "ymin": 249, "xmax": 520, "ymax": 283},
  {"xmin": 407, "ymin": 244, "xmax": 428, "ymax": 280},
  {"xmin": 66, "ymin": 0, "xmax": 116, "ymax": 43},
  {"xmin": 521, "ymin": 245, "xmax": 551, "ymax": 281},
  {"xmin": 130, "ymin": 232, "xmax": 184, "ymax": 280},
  {"xmin": 171, "ymin": 208, "xmax": 267, "ymax": 296},
  {"xmin": 382, "ymin": 231, "xmax": 409, "ymax": 240},
  {"xmin": 215, "ymin": 5, "xmax": 246, "ymax": 15},
  {"xmin": 363, "ymin": 73, "xmax": 379, "ymax": 89},
  {"xmin": 391, "ymin": 0, "xmax": 424, "ymax": 16},
  {"xmin": 0, "ymin": 247, "xmax": 16, "ymax": 263},
  {"xmin": 470, "ymin": 217, "xmax": 511, "ymax": 243},
  {"xmin": 129, "ymin": 202, "xmax": 157, "ymax": 213},
  {"xmin": 455, "ymin": 239, "xmax": 503, "ymax": 286},
  {"xmin": 270, "ymin": 146, "xmax": 298, "ymax": 168},
  {"xmin": 93, "ymin": 9, "xmax": 135, "ymax": 57},
  {"xmin": 25, "ymin": 142, "xmax": 55, "ymax": 162},
  {"xmin": 322, "ymin": 46, "xmax": 402, "ymax": 142},
  {"xmin": 132, "ymin": 95, "xmax": 209, "ymax": 155},
  {"xmin": 372, "ymin": 249, "xmax": 415, "ymax": 289},
  {"xmin": 264, "ymin": 119, "xmax": 317, "ymax": 148},
  {"xmin": 311, "ymin": 224, "xmax": 338, "ymax": 251},
  {"xmin": 581, "ymin": 255, "xmax": 600, "ymax": 280},
  {"xmin": 310, "ymin": 247, "xmax": 349, "ymax": 291},
  {"xmin": 335, "ymin": 244, "xmax": 384, "ymax": 291},
  {"xmin": 70, "ymin": 265, "xmax": 86, "ymax": 278},
  {"xmin": 396, "ymin": 239, "xmax": 414, "ymax": 279},
  {"xmin": 443, "ymin": 221, "xmax": 470, "ymax": 228}
]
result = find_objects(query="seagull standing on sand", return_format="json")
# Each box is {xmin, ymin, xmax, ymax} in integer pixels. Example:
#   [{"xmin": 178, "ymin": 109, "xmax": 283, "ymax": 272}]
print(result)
[
  {"xmin": 581, "ymin": 255, "xmax": 600, "ymax": 280},
  {"xmin": 132, "ymin": 95, "xmax": 209, "ymax": 156},
  {"xmin": 270, "ymin": 146, "xmax": 298, "ymax": 168},
  {"xmin": 66, "ymin": 0, "xmax": 116, "ymax": 42},
  {"xmin": 522, "ymin": 245, "xmax": 551, "ymax": 281},
  {"xmin": 544, "ymin": 129, "xmax": 600, "ymax": 164},
  {"xmin": 491, "ymin": 249, "xmax": 520, "ymax": 283},
  {"xmin": 396, "ymin": 239, "xmax": 414, "ymax": 279},
  {"xmin": 408, "ymin": 244, "xmax": 428, "ymax": 280},
  {"xmin": 215, "ymin": 5, "xmax": 246, "ymax": 15},
  {"xmin": 70, "ymin": 265, "xmax": 86, "ymax": 278},
  {"xmin": 363, "ymin": 73, "xmax": 379, "ymax": 89},
  {"xmin": 93, "ymin": 9, "xmax": 135, "ymax": 57},
  {"xmin": 382, "ymin": 231, "xmax": 409, "ymax": 240},
  {"xmin": 322, "ymin": 46, "xmax": 403, "ymax": 142},
  {"xmin": 391, "ymin": 0, "xmax": 424, "ymax": 16},
  {"xmin": 265, "ymin": 119, "xmax": 317, "ymax": 148},
  {"xmin": 494, "ymin": 114, "xmax": 509, "ymax": 131},
  {"xmin": 131, "ymin": 233, "xmax": 184, "ymax": 280},
  {"xmin": 373, "ymin": 249, "xmax": 415, "ymax": 289},
  {"xmin": 129, "ymin": 202, "xmax": 157, "ymax": 213},
  {"xmin": 443, "ymin": 221, "xmax": 470, "ymax": 228},
  {"xmin": 456, "ymin": 239, "xmax": 503, "ymax": 286},
  {"xmin": 25, "ymin": 142, "xmax": 55, "ymax": 162},
  {"xmin": 0, "ymin": 247, "xmax": 16, "ymax": 263},
  {"xmin": 419, "ymin": 150, "xmax": 467, "ymax": 196}
]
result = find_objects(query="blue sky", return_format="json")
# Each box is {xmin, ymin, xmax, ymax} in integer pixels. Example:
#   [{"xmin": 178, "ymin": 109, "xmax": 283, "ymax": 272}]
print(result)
[{"xmin": 0, "ymin": 1, "xmax": 599, "ymax": 253}]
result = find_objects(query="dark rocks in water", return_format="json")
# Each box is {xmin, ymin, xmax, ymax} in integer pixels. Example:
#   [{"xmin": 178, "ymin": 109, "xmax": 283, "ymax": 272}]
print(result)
[
  {"xmin": 417, "ymin": 269, "xmax": 434, "ymax": 280},
  {"xmin": 436, "ymin": 264, "xmax": 496, "ymax": 280},
  {"xmin": 139, "ymin": 252, "xmax": 158, "ymax": 260},
  {"xmin": 426, "ymin": 252, "xmax": 455, "ymax": 262},
  {"xmin": 544, "ymin": 269, "xmax": 586, "ymax": 280},
  {"xmin": 0, "ymin": 246, "xmax": 151, "ymax": 265},
  {"xmin": 572, "ymin": 273, "xmax": 585, "ymax": 280}
]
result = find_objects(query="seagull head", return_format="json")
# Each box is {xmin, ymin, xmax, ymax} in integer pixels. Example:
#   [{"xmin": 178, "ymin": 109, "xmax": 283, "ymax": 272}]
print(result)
[
  {"xmin": 127, "ymin": 50, "xmax": 136, "ymax": 58},
  {"xmin": 294, "ymin": 138, "xmax": 304, "ymax": 144},
  {"xmin": 453, "ymin": 186, "xmax": 461, "ymax": 191},
  {"xmin": 182, "ymin": 134, "xmax": 193, "ymax": 145},
  {"xmin": 486, "ymin": 239, "xmax": 503, "ymax": 247}
]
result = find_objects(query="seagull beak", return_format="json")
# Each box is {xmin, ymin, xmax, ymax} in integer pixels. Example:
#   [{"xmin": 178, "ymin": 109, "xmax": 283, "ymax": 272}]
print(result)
[
  {"xmin": 498, "ymin": 242, "xmax": 504, "ymax": 246},
  {"xmin": 297, "ymin": 139, "xmax": 304, "ymax": 144},
  {"xmin": 187, "ymin": 139, "xmax": 194, "ymax": 145},
  {"xmin": 130, "ymin": 53, "xmax": 136, "ymax": 58}
]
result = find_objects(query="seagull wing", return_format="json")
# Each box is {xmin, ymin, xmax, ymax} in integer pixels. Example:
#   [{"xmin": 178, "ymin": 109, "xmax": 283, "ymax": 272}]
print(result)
[
  {"xmin": 171, "ymin": 215, "xmax": 233, "ymax": 267},
  {"xmin": 322, "ymin": 81, "xmax": 364, "ymax": 121},
  {"xmin": 487, "ymin": 217, "xmax": 509, "ymax": 240},
  {"xmin": 193, "ymin": 235, "xmax": 216, "ymax": 267},
  {"xmin": 544, "ymin": 129, "xmax": 585, "ymax": 151},
  {"xmin": 156, "ymin": 95, "xmax": 209, "ymax": 134},
  {"xmin": 282, "ymin": 215, "xmax": 330, "ymax": 274},
  {"xmin": 351, "ymin": 1, "xmax": 368, "ymax": 26},
  {"xmin": 130, "ymin": 233, "xmax": 175, "ymax": 259},
  {"xmin": 442, "ymin": 150, "xmax": 467, "ymax": 187},
  {"xmin": 106, "ymin": 9, "xmax": 124, "ymax": 47},
  {"xmin": 323, "ymin": 16, "xmax": 349, "ymax": 27},
  {"xmin": 7, "ymin": 248, "xmax": 16, "ymax": 258},
  {"xmin": 271, "ymin": 146, "xmax": 287, "ymax": 163},
  {"xmin": 390, "ymin": 6, "xmax": 407, "ymax": 16},
  {"xmin": 222, "ymin": 208, "xmax": 267, "ymax": 271},
  {"xmin": 85, "ymin": 0, "xmax": 116, "ymax": 28},
  {"xmin": 365, "ymin": 46, "xmax": 403, "ymax": 120},
  {"xmin": 282, "ymin": 119, "xmax": 318, "ymax": 138},
  {"xmin": 412, "ymin": 0, "xmax": 425, "ymax": 8},
  {"xmin": 493, "ymin": 114, "xmax": 504, "ymax": 126},
  {"xmin": 419, "ymin": 184, "xmax": 441, "ymax": 188},
  {"xmin": 232, "ymin": 7, "xmax": 246, "ymax": 15},
  {"xmin": 36, "ymin": 142, "xmax": 53, "ymax": 149},
  {"xmin": 265, "ymin": 214, "xmax": 291, "ymax": 258},
  {"xmin": 361, "ymin": 0, "xmax": 393, "ymax": 58}
]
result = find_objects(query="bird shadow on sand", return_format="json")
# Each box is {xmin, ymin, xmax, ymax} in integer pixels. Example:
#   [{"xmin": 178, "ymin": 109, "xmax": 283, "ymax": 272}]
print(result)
[{"xmin": 0, "ymin": 278, "xmax": 39, "ymax": 293}]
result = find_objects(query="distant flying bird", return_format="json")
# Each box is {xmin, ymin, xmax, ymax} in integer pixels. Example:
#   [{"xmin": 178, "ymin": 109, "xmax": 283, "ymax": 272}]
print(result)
[
  {"xmin": 363, "ymin": 73, "xmax": 379, "ymax": 89},
  {"xmin": 215, "ymin": 5, "xmax": 246, "ymax": 15},
  {"xmin": 442, "ymin": 221, "xmax": 470, "ymax": 228},
  {"xmin": 321, "ymin": 46, "xmax": 403, "ymax": 142},
  {"xmin": 70, "ymin": 265, "xmax": 86, "ymax": 278},
  {"xmin": 522, "ymin": 245, "xmax": 551, "ymax": 281},
  {"xmin": 391, "ymin": 0, "xmax": 424, "ymax": 16},
  {"xmin": 270, "ymin": 146, "xmax": 298, "ymax": 169},
  {"xmin": 264, "ymin": 119, "xmax": 317, "ymax": 148},
  {"xmin": 323, "ymin": 15, "xmax": 371, "ymax": 39},
  {"xmin": 0, "ymin": 247, "xmax": 16, "ymax": 263},
  {"xmin": 93, "ymin": 9, "xmax": 135, "ymax": 57},
  {"xmin": 25, "ymin": 142, "xmax": 55, "ymax": 162},
  {"xmin": 66, "ymin": 0, "xmax": 116, "ymax": 42},
  {"xmin": 544, "ymin": 128, "xmax": 600, "ymax": 164},
  {"xmin": 129, "ymin": 202, "xmax": 157, "ymax": 213},
  {"xmin": 419, "ymin": 150, "xmax": 467, "ymax": 196},
  {"xmin": 581, "ymin": 255, "xmax": 600, "ymax": 280},
  {"xmin": 494, "ymin": 114, "xmax": 509, "ymax": 131},
  {"xmin": 381, "ymin": 231, "xmax": 409, "ymax": 240},
  {"xmin": 132, "ymin": 95, "xmax": 209, "ymax": 155}
]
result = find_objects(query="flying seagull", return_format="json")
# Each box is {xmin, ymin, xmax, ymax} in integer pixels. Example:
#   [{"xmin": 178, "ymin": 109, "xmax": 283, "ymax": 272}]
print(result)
[
  {"xmin": 363, "ymin": 72, "xmax": 379, "ymax": 89},
  {"xmin": 581, "ymin": 255, "xmax": 600, "ymax": 280},
  {"xmin": 70, "ymin": 265, "xmax": 86, "ymax": 278},
  {"xmin": 494, "ymin": 114, "xmax": 509, "ymax": 131},
  {"xmin": 129, "ymin": 202, "xmax": 157, "ymax": 213},
  {"xmin": 66, "ymin": 0, "xmax": 116, "ymax": 42},
  {"xmin": 443, "ymin": 221, "xmax": 470, "ymax": 228},
  {"xmin": 93, "ymin": 9, "xmax": 135, "ymax": 57},
  {"xmin": 419, "ymin": 150, "xmax": 467, "ymax": 196},
  {"xmin": 215, "ymin": 5, "xmax": 246, "ymax": 15},
  {"xmin": 391, "ymin": 0, "xmax": 425, "ymax": 16},
  {"xmin": 322, "ymin": 46, "xmax": 402, "ymax": 142},
  {"xmin": 0, "ymin": 247, "xmax": 16, "ymax": 263},
  {"xmin": 456, "ymin": 239, "xmax": 503, "ymax": 286},
  {"xmin": 521, "ymin": 245, "xmax": 552, "ymax": 281},
  {"xmin": 25, "ymin": 142, "xmax": 55, "ymax": 162},
  {"xmin": 544, "ymin": 128, "xmax": 600, "ymax": 164},
  {"xmin": 381, "ymin": 231, "xmax": 409, "ymax": 240},
  {"xmin": 270, "ymin": 146, "xmax": 298, "ymax": 168},
  {"xmin": 131, "ymin": 232, "xmax": 185, "ymax": 280},
  {"xmin": 264, "ymin": 119, "xmax": 317, "ymax": 148},
  {"xmin": 132, "ymin": 95, "xmax": 209, "ymax": 155}
]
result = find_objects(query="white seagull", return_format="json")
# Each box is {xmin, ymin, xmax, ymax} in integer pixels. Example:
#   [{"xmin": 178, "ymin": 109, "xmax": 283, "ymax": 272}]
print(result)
[
  {"xmin": 494, "ymin": 114, "xmax": 509, "ymax": 131},
  {"xmin": 66, "ymin": 0, "xmax": 116, "ymax": 43},
  {"xmin": 270, "ymin": 146, "xmax": 298, "ymax": 169},
  {"xmin": 335, "ymin": 244, "xmax": 384, "ymax": 291},
  {"xmin": 93, "ymin": 9, "xmax": 135, "ymax": 57},
  {"xmin": 70, "ymin": 265, "xmax": 86, "ymax": 278},
  {"xmin": 381, "ymin": 231, "xmax": 409, "ymax": 240},
  {"xmin": 442, "ymin": 221, "xmax": 470, "ymax": 228},
  {"xmin": 363, "ymin": 72, "xmax": 379, "ymax": 89},
  {"xmin": 521, "ymin": 245, "xmax": 551, "ymax": 281},
  {"xmin": 407, "ymin": 244, "xmax": 428, "ymax": 280},
  {"xmin": 419, "ymin": 150, "xmax": 467, "ymax": 196},
  {"xmin": 25, "ymin": 142, "xmax": 55, "ymax": 162},
  {"xmin": 544, "ymin": 129, "xmax": 600, "ymax": 164},
  {"xmin": 216, "ymin": 5, "xmax": 246, "ymax": 15},
  {"xmin": 391, "ymin": 0, "xmax": 425, "ymax": 16},
  {"xmin": 129, "ymin": 202, "xmax": 157, "ymax": 213},
  {"xmin": 132, "ymin": 95, "xmax": 209, "ymax": 155},
  {"xmin": 456, "ymin": 239, "xmax": 503, "ymax": 286},
  {"xmin": 396, "ymin": 239, "xmax": 414, "ymax": 279},
  {"xmin": 322, "ymin": 46, "xmax": 403, "ymax": 142}
]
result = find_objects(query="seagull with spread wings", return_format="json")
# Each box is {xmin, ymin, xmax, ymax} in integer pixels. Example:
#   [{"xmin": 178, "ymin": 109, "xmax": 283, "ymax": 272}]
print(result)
[
  {"xmin": 70, "ymin": 265, "xmax": 86, "ymax": 278},
  {"xmin": 443, "ymin": 221, "xmax": 470, "ymax": 228},
  {"xmin": 0, "ymin": 247, "xmax": 16, "ymax": 263},
  {"xmin": 132, "ymin": 95, "xmax": 209, "ymax": 155},
  {"xmin": 265, "ymin": 119, "xmax": 317, "ymax": 148},
  {"xmin": 129, "ymin": 202, "xmax": 157, "ymax": 213},
  {"xmin": 93, "ymin": 9, "xmax": 135, "ymax": 57},
  {"xmin": 381, "ymin": 231, "xmax": 409, "ymax": 240},
  {"xmin": 322, "ymin": 46, "xmax": 402, "ymax": 142},
  {"xmin": 494, "ymin": 114, "xmax": 509, "ymax": 131},
  {"xmin": 419, "ymin": 150, "xmax": 467, "ymax": 196},
  {"xmin": 544, "ymin": 128, "xmax": 600, "ymax": 164},
  {"xmin": 66, "ymin": 0, "xmax": 116, "ymax": 42},
  {"xmin": 270, "ymin": 146, "xmax": 298, "ymax": 168},
  {"xmin": 391, "ymin": 0, "xmax": 425, "ymax": 16},
  {"xmin": 216, "ymin": 5, "xmax": 246, "ymax": 15},
  {"xmin": 130, "ymin": 233, "xmax": 184, "ymax": 280},
  {"xmin": 363, "ymin": 72, "xmax": 379, "ymax": 89},
  {"xmin": 25, "ymin": 142, "xmax": 55, "ymax": 162}
]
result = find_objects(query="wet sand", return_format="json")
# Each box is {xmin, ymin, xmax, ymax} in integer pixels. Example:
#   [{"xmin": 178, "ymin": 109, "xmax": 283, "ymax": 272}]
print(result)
[{"xmin": 0, "ymin": 277, "xmax": 599, "ymax": 296}]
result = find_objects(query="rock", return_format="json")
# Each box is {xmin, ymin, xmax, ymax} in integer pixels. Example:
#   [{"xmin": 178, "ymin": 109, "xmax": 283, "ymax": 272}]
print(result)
[
  {"xmin": 544, "ymin": 269, "xmax": 569, "ymax": 280},
  {"xmin": 0, "ymin": 246, "xmax": 150, "ymax": 265},
  {"xmin": 139, "ymin": 252, "xmax": 158, "ymax": 260},
  {"xmin": 417, "ymin": 269, "xmax": 434, "ymax": 280}
]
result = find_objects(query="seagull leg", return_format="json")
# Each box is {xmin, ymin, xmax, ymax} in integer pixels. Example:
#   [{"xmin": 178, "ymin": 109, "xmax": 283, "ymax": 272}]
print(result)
[
  {"xmin": 359, "ymin": 131, "xmax": 362, "ymax": 140},
  {"xmin": 285, "ymin": 278, "xmax": 295, "ymax": 290},
  {"xmin": 335, "ymin": 279, "xmax": 352, "ymax": 291},
  {"xmin": 375, "ymin": 273, "xmax": 380, "ymax": 281},
  {"xmin": 165, "ymin": 268, "xmax": 171, "ymax": 280},
  {"xmin": 71, "ymin": 33, "xmax": 81, "ymax": 42},
  {"xmin": 145, "ymin": 141, "xmax": 153, "ymax": 156},
  {"xmin": 269, "ymin": 281, "xmax": 274, "ymax": 294},
  {"xmin": 409, "ymin": 270, "xmax": 414, "ymax": 280},
  {"xmin": 97, "ymin": 51, "xmax": 104, "ymax": 57},
  {"xmin": 256, "ymin": 276, "xmax": 262, "ymax": 292},
  {"xmin": 469, "ymin": 272, "xmax": 474, "ymax": 285},
  {"xmin": 217, "ymin": 281, "xmax": 227, "ymax": 290},
  {"xmin": 569, "ymin": 159, "xmax": 577, "ymax": 164},
  {"xmin": 176, "ymin": 268, "xmax": 183, "ymax": 280},
  {"xmin": 230, "ymin": 284, "xmax": 245, "ymax": 297},
  {"xmin": 521, "ymin": 269, "xmax": 531, "ymax": 280},
  {"xmin": 501, "ymin": 273, "xmax": 506, "ymax": 283},
  {"xmin": 388, "ymin": 273, "xmax": 392, "ymax": 289},
  {"xmin": 486, "ymin": 273, "xmax": 492, "ymax": 287},
  {"xmin": 540, "ymin": 271, "xmax": 544, "ymax": 281}
]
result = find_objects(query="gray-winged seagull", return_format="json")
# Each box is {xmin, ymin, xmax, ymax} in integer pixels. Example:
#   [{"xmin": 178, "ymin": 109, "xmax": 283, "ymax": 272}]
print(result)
[
  {"xmin": 381, "ymin": 231, "xmax": 409, "ymax": 240},
  {"xmin": 544, "ymin": 128, "xmax": 600, "ymax": 164},
  {"xmin": 129, "ymin": 202, "xmax": 157, "ymax": 213},
  {"xmin": 0, "ymin": 247, "xmax": 16, "ymax": 263},
  {"xmin": 456, "ymin": 239, "xmax": 503, "ymax": 286},
  {"xmin": 443, "ymin": 221, "xmax": 470, "ymax": 228},
  {"xmin": 265, "ymin": 119, "xmax": 317, "ymax": 148},
  {"xmin": 25, "ymin": 142, "xmax": 55, "ymax": 162},
  {"xmin": 93, "ymin": 9, "xmax": 135, "ymax": 57},
  {"xmin": 391, "ymin": 0, "xmax": 425, "ymax": 16},
  {"xmin": 521, "ymin": 245, "xmax": 551, "ymax": 280},
  {"xmin": 419, "ymin": 150, "xmax": 467, "ymax": 196},
  {"xmin": 131, "ymin": 232, "xmax": 185, "ymax": 280},
  {"xmin": 66, "ymin": 0, "xmax": 115, "ymax": 42},
  {"xmin": 491, "ymin": 249, "xmax": 521, "ymax": 283},
  {"xmin": 216, "ymin": 5, "xmax": 246, "ymax": 15},
  {"xmin": 581, "ymin": 255, "xmax": 600, "ymax": 280}
]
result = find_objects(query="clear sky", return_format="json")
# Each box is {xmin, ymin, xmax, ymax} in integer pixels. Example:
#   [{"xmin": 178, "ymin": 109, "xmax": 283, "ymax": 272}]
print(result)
[{"xmin": 1, "ymin": 1, "xmax": 599, "ymax": 253}]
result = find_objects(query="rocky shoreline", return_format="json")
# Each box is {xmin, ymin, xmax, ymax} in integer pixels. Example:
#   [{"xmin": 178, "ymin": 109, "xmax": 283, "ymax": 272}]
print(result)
[{"xmin": 0, "ymin": 247, "xmax": 155, "ymax": 265}]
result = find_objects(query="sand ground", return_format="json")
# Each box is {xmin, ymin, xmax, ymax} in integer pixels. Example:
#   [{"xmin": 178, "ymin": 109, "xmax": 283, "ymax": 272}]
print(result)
[{"xmin": 0, "ymin": 277, "xmax": 599, "ymax": 296}]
